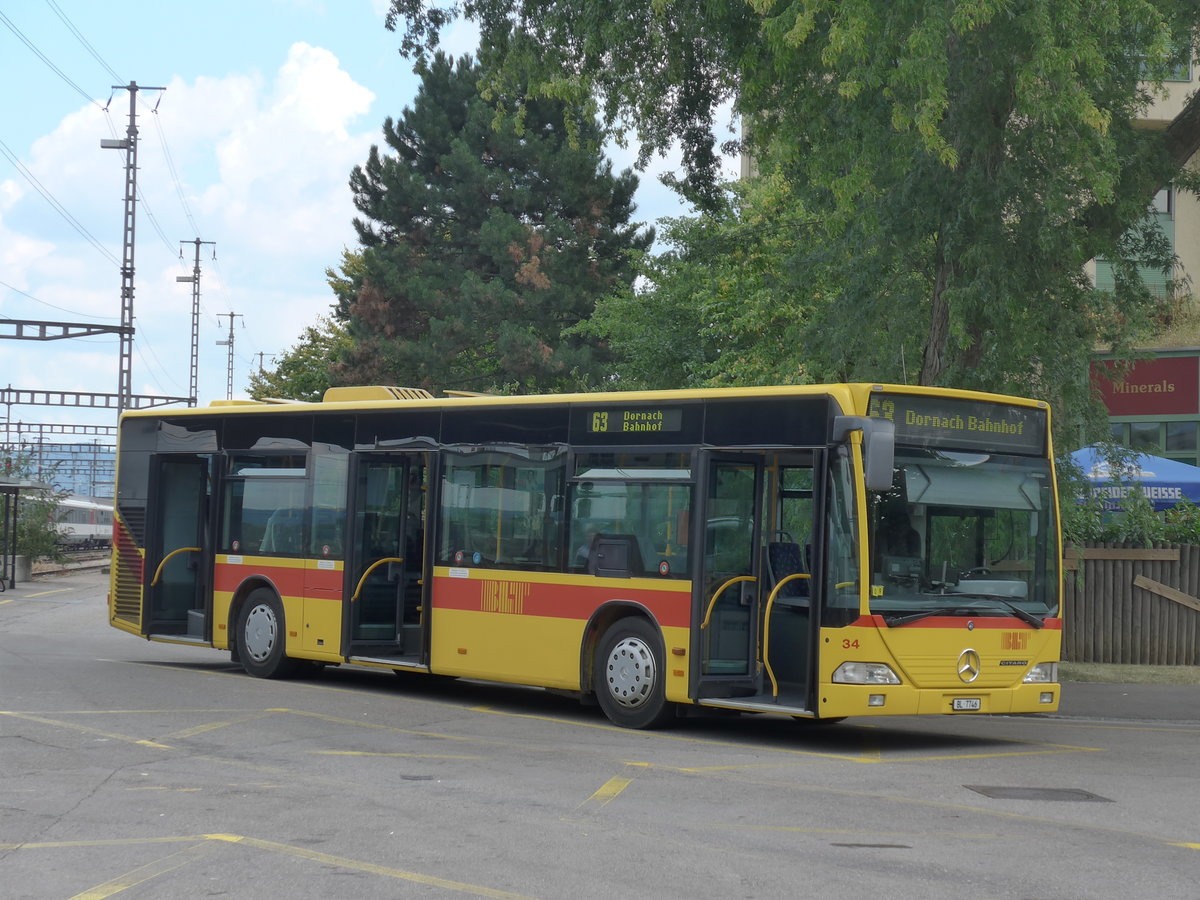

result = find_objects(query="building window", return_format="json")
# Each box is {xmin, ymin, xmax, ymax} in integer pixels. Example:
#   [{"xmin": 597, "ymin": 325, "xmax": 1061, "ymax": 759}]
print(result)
[
  {"xmin": 1166, "ymin": 422, "xmax": 1197, "ymax": 452},
  {"xmin": 1130, "ymin": 422, "xmax": 1161, "ymax": 452}
]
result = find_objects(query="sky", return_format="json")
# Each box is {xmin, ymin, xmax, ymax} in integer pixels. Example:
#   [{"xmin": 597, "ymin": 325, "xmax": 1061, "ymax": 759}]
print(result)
[{"xmin": 1, "ymin": 0, "xmax": 729, "ymax": 443}]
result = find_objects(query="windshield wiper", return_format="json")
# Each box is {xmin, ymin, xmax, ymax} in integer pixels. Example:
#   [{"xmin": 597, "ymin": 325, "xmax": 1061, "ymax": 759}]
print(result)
[
  {"xmin": 944, "ymin": 593, "xmax": 1045, "ymax": 628},
  {"xmin": 882, "ymin": 607, "xmax": 979, "ymax": 627}
]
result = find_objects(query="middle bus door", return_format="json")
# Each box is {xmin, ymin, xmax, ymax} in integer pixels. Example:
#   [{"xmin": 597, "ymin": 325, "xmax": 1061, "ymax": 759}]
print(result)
[
  {"xmin": 695, "ymin": 454, "xmax": 763, "ymax": 699},
  {"xmin": 144, "ymin": 454, "xmax": 214, "ymax": 641},
  {"xmin": 346, "ymin": 453, "xmax": 429, "ymax": 664}
]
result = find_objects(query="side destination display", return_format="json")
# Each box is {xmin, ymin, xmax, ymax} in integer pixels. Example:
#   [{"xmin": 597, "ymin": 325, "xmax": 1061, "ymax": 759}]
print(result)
[
  {"xmin": 867, "ymin": 393, "xmax": 1046, "ymax": 455},
  {"xmin": 585, "ymin": 407, "xmax": 684, "ymax": 435}
]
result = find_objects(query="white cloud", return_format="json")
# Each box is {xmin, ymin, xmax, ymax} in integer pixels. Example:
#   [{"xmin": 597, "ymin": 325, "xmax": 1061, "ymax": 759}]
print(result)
[{"xmin": 3, "ymin": 41, "xmax": 381, "ymax": 412}]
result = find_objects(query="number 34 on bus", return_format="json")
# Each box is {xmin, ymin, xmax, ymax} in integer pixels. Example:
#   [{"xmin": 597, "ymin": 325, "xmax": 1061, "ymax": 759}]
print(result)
[{"xmin": 108, "ymin": 383, "xmax": 1061, "ymax": 728}]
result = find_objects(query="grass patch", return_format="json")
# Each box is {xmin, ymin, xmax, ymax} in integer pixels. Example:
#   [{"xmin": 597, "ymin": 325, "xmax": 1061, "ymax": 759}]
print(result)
[{"xmin": 1060, "ymin": 662, "xmax": 1200, "ymax": 685}]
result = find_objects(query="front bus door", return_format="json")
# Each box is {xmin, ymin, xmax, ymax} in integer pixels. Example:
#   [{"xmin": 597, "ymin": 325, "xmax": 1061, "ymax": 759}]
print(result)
[
  {"xmin": 346, "ymin": 453, "xmax": 429, "ymax": 665},
  {"xmin": 696, "ymin": 451, "xmax": 820, "ymax": 714},
  {"xmin": 145, "ymin": 454, "xmax": 213, "ymax": 641}
]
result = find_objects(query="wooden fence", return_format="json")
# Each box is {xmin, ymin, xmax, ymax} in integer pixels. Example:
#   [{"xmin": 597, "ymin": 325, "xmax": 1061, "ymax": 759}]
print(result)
[{"xmin": 1062, "ymin": 543, "xmax": 1200, "ymax": 665}]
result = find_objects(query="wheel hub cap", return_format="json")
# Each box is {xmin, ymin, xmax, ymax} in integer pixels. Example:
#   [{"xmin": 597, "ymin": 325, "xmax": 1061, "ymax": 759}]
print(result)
[
  {"xmin": 244, "ymin": 603, "xmax": 277, "ymax": 663},
  {"xmin": 605, "ymin": 637, "xmax": 655, "ymax": 709}
]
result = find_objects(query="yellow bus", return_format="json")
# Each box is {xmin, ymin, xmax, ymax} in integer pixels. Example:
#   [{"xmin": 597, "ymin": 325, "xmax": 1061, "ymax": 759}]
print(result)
[{"xmin": 108, "ymin": 383, "xmax": 1061, "ymax": 728}]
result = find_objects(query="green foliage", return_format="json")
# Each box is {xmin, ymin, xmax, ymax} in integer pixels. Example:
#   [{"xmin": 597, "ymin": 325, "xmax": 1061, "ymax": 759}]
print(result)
[
  {"xmin": 246, "ymin": 316, "xmax": 352, "ymax": 402},
  {"xmin": 1, "ymin": 450, "xmax": 68, "ymax": 562},
  {"xmin": 1063, "ymin": 490, "xmax": 1200, "ymax": 547},
  {"xmin": 581, "ymin": 172, "xmax": 820, "ymax": 388},
  {"xmin": 1059, "ymin": 443, "xmax": 1200, "ymax": 547},
  {"xmin": 334, "ymin": 37, "xmax": 653, "ymax": 393},
  {"xmin": 387, "ymin": 0, "xmax": 1200, "ymax": 436}
]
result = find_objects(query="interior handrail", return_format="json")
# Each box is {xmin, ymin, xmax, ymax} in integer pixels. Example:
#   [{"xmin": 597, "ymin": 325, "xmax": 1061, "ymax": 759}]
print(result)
[
  {"xmin": 349, "ymin": 557, "xmax": 405, "ymax": 604},
  {"xmin": 699, "ymin": 575, "xmax": 756, "ymax": 630},
  {"xmin": 763, "ymin": 573, "xmax": 811, "ymax": 697},
  {"xmin": 149, "ymin": 546, "xmax": 201, "ymax": 586}
]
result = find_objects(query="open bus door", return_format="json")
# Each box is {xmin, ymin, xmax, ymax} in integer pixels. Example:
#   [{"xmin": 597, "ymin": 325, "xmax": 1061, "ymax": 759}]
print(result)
[
  {"xmin": 144, "ymin": 454, "xmax": 214, "ymax": 641},
  {"xmin": 694, "ymin": 451, "xmax": 821, "ymax": 715},
  {"xmin": 345, "ymin": 452, "xmax": 430, "ymax": 667}
]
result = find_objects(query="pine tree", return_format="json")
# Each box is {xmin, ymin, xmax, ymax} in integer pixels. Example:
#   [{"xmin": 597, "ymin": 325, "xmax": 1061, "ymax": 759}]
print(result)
[{"xmin": 335, "ymin": 39, "xmax": 653, "ymax": 393}]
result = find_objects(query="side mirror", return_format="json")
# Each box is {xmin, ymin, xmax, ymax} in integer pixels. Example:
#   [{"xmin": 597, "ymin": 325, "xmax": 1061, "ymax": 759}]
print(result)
[{"xmin": 833, "ymin": 415, "xmax": 896, "ymax": 492}]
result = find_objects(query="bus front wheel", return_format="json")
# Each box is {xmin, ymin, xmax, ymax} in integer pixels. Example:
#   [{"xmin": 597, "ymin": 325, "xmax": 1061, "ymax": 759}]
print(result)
[
  {"xmin": 237, "ymin": 588, "xmax": 300, "ymax": 679},
  {"xmin": 594, "ymin": 618, "xmax": 675, "ymax": 729}
]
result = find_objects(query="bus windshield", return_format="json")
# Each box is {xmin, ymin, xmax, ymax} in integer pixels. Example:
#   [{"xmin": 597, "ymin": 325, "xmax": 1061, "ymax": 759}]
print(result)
[{"xmin": 869, "ymin": 449, "xmax": 1058, "ymax": 624}]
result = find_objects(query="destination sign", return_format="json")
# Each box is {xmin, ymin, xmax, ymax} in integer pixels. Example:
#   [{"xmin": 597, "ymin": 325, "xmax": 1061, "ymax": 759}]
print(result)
[
  {"xmin": 586, "ymin": 407, "xmax": 684, "ymax": 435},
  {"xmin": 867, "ymin": 393, "xmax": 1046, "ymax": 455}
]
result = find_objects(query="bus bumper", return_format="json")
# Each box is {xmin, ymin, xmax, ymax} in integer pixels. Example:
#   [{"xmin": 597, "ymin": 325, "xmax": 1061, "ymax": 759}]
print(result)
[{"xmin": 817, "ymin": 682, "xmax": 1061, "ymax": 717}]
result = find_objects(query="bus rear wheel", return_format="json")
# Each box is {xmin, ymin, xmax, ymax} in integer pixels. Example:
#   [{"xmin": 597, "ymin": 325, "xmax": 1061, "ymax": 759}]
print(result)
[
  {"xmin": 237, "ymin": 588, "xmax": 300, "ymax": 678},
  {"xmin": 594, "ymin": 618, "xmax": 675, "ymax": 729}
]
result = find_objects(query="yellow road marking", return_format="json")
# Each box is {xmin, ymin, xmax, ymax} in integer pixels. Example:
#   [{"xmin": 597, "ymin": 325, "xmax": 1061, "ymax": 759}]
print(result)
[
  {"xmin": 1043, "ymin": 721, "xmax": 1200, "ymax": 735},
  {"xmin": 157, "ymin": 720, "xmax": 238, "ymax": 740},
  {"xmin": 0, "ymin": 711, "xmax": 172, "ymax": 750},
  {"xmin": 68, "ymin": 840, "xmax": 217, "ymax": 899},
  {"xmin": 1172, "ymin": 842, "xmax": 1200, "ymax": 850},
  {"xmin": 0, "ymin": 837, "xmax": 201, "ymax": 851},
  {"xmin": 96, "ymin": 660, "xmax": 1114, "ymax": 764},
  {"xmin": 468, "ymin": 705, "xmax": 880, "ymax": 761},
  {"xmin": 723, "ymin": 824, "xmax": 1003, "ymax": 839},
  {"xmin": 126, "ymin": 786, "xmax": 203, "ymax": 792},
  {"xmin": 209, "ymin": 834, "xmax": 541, "ymax": 898},
  {"xmin": 11, "ymin": 834, "xmax": 539, "ymax": 900},
  {"xmin": 316, "ymin": 750, "xmax": 485, "ymax": 759},
  {"xmin": 578, "ymin": 775, "xmax": 634, "ymax": 812},
  {"xmin": 24, "ymin": 587, "xmax": 74, "ymax": 598},
  {"xmin": 888, "ymin": 745, "xmax": 1103, "ymax": 762}
]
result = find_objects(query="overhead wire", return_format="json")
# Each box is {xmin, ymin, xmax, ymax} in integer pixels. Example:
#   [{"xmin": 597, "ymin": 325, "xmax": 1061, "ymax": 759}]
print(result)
[
  {"xmin": 43, "ymin": 0, "xmax": 123, "ymax": 83},
  {"xmin": 3, "ymin": 4, "xmax": 197, "ymax": 405},
  {"xmin": 149, "ymin": 109, "xmax": 201, "ymax": 237},
  {"xmin": 0, "ymin": 137, "xmax": 121, "ymax": 267},
  {"xmin": 133, "ymin": 328, "xmax": 186, "ymax": 395},
  {"xmin": 0, "ymin": 8, "xmax": 103, "ymax": 110},
  {"xmin": 0, "ymin": 278, "xmax": 120, "ymax": 322}
]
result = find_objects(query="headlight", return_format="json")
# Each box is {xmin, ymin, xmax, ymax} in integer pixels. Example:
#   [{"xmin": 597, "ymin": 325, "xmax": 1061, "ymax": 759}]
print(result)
[
  {"xmin": 1023, "ymin": 662, "xmax": 1058, "ymax": 684},
  {"xmin": 833, "ymin": 662, "xmax": 901, "ymax": 685}
]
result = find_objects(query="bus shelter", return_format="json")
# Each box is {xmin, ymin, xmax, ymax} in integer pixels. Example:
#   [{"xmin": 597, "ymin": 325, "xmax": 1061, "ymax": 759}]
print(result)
[{"xmin": 0, "ymin": 476, "xmax": 51, "ymax": 589}]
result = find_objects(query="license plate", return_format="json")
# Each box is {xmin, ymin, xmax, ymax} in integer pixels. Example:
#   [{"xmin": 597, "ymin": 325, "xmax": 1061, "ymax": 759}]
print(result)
[{"xmin": 952, "ymin": 698, "xmax": 982, "ymax": 711}]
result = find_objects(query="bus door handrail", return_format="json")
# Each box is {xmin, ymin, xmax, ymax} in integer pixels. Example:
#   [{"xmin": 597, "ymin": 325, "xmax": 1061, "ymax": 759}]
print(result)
[
  {"xmin": 150, "ymin": 547, "xmax": 201, "ymax": 586},
  {"xmin": 700, "ymin": 575, "xmax": 756, "ymax": 630},
  {"xmin": 763, "ymin": 573, "xmax": 811, "ymax": 697},
  {"xmin": 349, "ymin": 557, "xmax": 405, "ymax": 604}
]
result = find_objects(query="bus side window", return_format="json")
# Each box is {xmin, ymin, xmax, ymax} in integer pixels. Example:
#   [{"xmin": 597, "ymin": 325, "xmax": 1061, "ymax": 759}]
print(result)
[
  {"xmin": 569, "ymin": 481, "xmax": 690, "ymax": 578},
  {"xmin": 438, "ymin": 449, "xmax": 565, "ymax": 571},
  {"xmin": 260, "ymin": 508, "xmax": 304, "ymax": 553}
]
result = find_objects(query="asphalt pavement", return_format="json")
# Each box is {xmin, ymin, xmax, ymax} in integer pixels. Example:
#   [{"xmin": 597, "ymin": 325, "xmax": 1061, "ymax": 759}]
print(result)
[
  {"xmin": 1056, "ymin": 680, "xmax": 1200, "ymax": 723},
  {"xmin": 4, "ymin": 570, "xmax": 1196, "ymax": 724}
]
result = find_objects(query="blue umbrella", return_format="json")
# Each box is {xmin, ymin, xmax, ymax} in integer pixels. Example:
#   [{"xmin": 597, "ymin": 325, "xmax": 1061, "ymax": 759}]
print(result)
[{"xmin": 1070, "ymin": 446, "xmax": 1200, "ymax": 511}]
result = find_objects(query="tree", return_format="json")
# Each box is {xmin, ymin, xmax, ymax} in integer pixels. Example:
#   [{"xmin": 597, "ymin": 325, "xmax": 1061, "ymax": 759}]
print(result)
[
  {"xmin": 386, "ymin": 1, "xmax": 1200, "ymax": 428},
  {"xmin": 246, "ymin": 316, "xmax": 351, "ymax": 402},
  {"xmin": 582, "ymin": 172, "xmax": 822, "ymax": 388},
  {"xmin": 334, "ymin": 37, "xmax": 653, "ymax": 393},
  {"xmin": 1, "ymin": 450, "xmax": 67, "ymax": 562}
]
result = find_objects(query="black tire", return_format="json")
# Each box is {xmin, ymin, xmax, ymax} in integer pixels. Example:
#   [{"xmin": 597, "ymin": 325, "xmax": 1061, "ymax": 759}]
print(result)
[
  {"xmin": 593, "ymin": 618, "xmax": 675, "ymax": 729},
  {"xmin": 236, "ymin": 588, "xmax": 300, "ymax": 678}
]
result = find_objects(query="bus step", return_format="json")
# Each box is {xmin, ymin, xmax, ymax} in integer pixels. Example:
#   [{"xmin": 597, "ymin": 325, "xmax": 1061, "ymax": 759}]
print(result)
[
  {"xmin": 348, "ymin": 655, "xmax": 429, "ymax": 672},
  {"xmin": 697, "ymin": 696, "xmax": 813, "ymax": 717}
]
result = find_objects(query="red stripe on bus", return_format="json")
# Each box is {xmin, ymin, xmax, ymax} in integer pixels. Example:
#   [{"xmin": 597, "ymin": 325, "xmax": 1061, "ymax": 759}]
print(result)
[
  {"xmin": 851, "ymin": 614, "xmax": 1062, "ymax": 630},
  {"xmin": 431, "ymin": 574, "xmax": 692, "ymax": 628},
  {"xmin": 213, "ymin": 562, "xmax": 307, "ymax": 595}
]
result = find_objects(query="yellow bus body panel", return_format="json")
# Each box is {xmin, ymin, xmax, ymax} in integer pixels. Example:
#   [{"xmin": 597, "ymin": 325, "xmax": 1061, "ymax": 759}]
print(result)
[{"xmin": 816, "ymin": 620, "xmax": 1062, "ymax": 718}]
